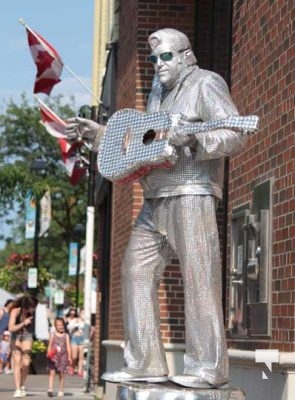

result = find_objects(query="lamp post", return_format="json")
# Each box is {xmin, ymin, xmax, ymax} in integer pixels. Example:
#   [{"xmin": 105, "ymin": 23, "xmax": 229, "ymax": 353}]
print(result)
[{"xmin": 30, "ymin": 159, "xmax": 47, "ymax": 296}]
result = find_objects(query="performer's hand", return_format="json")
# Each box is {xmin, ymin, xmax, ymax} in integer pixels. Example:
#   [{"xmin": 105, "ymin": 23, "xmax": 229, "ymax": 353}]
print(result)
[
  {"xmin": 65, "ymin": 117, "xmax": 105, "ymax": 151},
  {"xmin": 168, "ymin": 126, "xmax": 197, "ymax": 147}
]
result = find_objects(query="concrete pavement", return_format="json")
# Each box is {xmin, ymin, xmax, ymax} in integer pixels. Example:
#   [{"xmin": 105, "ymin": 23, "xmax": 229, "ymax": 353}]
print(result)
[{"xmin": 0, "ymin": 371, "xmax": 102, "ymax": 399}]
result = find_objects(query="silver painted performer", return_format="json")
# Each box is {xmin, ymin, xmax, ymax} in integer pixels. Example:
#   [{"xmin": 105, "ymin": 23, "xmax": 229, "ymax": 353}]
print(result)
[{"xmin": 65, "ymin": 28, "xmax": 247, "ymax": 389}]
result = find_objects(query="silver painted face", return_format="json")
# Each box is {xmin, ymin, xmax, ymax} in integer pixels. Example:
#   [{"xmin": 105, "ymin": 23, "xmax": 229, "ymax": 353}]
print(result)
[{"xmin": 149, "ymin": 44, "xmax": 186, "ymax": 89}]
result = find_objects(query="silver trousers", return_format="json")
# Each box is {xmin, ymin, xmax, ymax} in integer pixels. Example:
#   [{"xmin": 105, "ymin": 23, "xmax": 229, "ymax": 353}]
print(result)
[{"xmin": 121, "ymin": 195, "xmax": 228, "ymax": 385}]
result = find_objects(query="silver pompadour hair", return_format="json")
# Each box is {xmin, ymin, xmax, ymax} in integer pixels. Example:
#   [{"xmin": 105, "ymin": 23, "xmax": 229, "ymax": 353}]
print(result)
[{"xmin": 148, "ymin": 28, "xmax": 197, "ymax": 66}]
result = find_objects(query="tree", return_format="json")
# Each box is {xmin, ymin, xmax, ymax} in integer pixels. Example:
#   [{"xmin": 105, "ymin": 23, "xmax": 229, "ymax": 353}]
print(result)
[
  {"xmin": 0, "ymin": 94, "xmax": 88, "ymax": 282},
  {"xmin": 0, "ymin": 252, "xmax": 51, "ymax": 294}
]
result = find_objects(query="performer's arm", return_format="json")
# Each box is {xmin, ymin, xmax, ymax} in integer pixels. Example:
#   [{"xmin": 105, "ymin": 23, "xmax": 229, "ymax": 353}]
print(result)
[
  {"xmin": 169, "ymin": 73, "xmax": 248, "ymax": 158},
  {"xmin": 193, "ymin": 73, "xmax": 248, "ymax": 159}
]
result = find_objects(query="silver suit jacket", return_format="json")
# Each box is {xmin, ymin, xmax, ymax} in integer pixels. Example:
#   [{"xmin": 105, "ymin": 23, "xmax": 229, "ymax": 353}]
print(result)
[{"xmin": 141, "ymin": 65, "xmax": 247, "ymax": 199}]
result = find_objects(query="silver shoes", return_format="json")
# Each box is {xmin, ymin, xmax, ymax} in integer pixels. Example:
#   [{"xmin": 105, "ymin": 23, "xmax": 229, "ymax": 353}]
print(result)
[
  {"xmin": 101, "ymin": 371, "xmax": 168, "ymax": 383},
  {"xmin": 101, "ymin": 370, "xmax": 228, "ymax": 388},
  {"xmin": 169, "ymin": 375, "xmax": 229, "ymax": 389}
]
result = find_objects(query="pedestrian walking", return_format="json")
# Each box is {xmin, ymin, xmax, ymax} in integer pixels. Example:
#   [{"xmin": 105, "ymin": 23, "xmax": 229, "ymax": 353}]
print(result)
[
  {"xmin": 8, "ymin": 294, "xmax": 38, "ymax": 398},
  {"xmin": 47, "ymin": 317, "xmax": 72, "ymax": 397},
  {"xmin": 0, "ymin": 330, "xmax": 11, "ymax": 373},
  {"xmin": 0, "ymin": 299, "xmax": 14, "ymax": 339},
  {"xmin": 66, "ymin": 309, "xmax": 85, "ymax": 377}
]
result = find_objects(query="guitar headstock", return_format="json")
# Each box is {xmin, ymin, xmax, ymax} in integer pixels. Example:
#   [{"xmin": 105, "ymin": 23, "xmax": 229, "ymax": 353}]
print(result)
[{"xmin": 227, "ymin": 115, "xmax": 260, "ymax": 133}]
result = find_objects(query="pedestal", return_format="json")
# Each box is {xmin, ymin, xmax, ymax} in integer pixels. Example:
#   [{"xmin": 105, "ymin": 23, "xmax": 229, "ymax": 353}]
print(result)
[{"xmin": 117, "ymin": 382, "xmax": 246, "ymax": 400}]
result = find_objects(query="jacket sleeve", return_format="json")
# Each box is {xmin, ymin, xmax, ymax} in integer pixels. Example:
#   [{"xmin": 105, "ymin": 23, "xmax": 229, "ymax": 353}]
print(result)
[{"xmin": 193, "ymin": 73, "xmax": 248, "ymax": 160}]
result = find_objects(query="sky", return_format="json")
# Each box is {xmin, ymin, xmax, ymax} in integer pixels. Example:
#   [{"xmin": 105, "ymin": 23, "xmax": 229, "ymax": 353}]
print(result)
[
  {"xmin": 0, "ymin": 1, "xmax": 95, "ymax": 248},
  {"xmin": 0, "ymin": 0, "xmax": 94, "ymax": 112}
]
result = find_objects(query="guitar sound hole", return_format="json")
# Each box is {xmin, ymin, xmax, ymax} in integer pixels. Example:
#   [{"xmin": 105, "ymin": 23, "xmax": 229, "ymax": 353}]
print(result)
[{"xmin": 143, "ymin": 130, "xmax": 156, "ymax": 145}]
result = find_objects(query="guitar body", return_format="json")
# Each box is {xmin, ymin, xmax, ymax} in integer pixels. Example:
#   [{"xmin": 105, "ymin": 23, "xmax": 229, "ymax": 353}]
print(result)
[
  {"xmin": 97, "ymin": 108, "xmax": 259, "ymax": 184},
  {"xmin": 97, "ymin": 109, "xmax": 177, "ymax": 184}
]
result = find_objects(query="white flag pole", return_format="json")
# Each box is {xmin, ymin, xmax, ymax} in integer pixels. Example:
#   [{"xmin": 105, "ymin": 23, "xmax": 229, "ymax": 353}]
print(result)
[{"xmin": 63, "ymin": 64, "xmax": 102, "ymax": 105}]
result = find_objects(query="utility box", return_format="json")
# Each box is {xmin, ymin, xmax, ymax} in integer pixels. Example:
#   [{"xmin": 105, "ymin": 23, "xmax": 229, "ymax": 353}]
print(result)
[{"xmin": 228, "ymin": 180, "xmax": 273, "ymax": 337}]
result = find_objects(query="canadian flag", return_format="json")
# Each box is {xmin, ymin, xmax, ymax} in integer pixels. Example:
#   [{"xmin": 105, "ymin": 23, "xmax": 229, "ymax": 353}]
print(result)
[
  {"xmin": 58, "ymin": 137, "xmax": 87, "ymax": 185},
  {"xmin": 36, "ymin": 97, "xmax": 86, "ymax": 185},
  {"xmin": 36, "ymin": 96, "xmax": 67, "ymax": 138},
  {"xmin": 25, "ymin": 26, "xmax": 63, "ymax": 95}
]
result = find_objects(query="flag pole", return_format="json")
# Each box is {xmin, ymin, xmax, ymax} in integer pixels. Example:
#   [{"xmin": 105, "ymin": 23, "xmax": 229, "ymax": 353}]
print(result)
[
  {"xmin": 63, "ymin": 64, "xmax": 102, "ymax": 105},
  {"xmin": 19, "ymin": 18, "xmax": 102, "ymax": 105}
]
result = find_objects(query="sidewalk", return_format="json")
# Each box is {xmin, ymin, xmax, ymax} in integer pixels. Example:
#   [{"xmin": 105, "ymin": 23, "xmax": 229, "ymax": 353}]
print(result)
[{"xmin": 0, "ymin": 372, "xmax": 98, "ymax": 399}]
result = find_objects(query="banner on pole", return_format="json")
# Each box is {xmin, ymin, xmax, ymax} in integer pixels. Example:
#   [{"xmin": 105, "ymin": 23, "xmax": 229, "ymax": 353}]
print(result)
[
  {"xmin": 39, "ymin": 190, "xmax": 51, "ymax": 237},
  {"xmin": 79, "ymin": 245, "xmax": 86, "ymax": 274},
  {"xmin": 27, "ymin": 268, "xmax": 38, "ymax": 288},
  {"xmin": 54, "ymin": 290, "xmax": 64, "ymax": 305},
  {"xmin": 25, "ymin": 191, "xmax": 36, "ymax": 239},
  {"xmin": 68, "ymin": 242, "xmax": 78, "ymax": 276}
]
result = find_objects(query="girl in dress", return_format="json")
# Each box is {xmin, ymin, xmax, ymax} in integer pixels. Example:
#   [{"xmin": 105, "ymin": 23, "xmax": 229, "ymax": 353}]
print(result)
[{"xmin": 47, "ymin": 317, "xmax": 72, "ymax": 397}]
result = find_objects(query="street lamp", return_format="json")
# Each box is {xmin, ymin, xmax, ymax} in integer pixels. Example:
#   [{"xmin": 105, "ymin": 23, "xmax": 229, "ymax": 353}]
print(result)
[{"xmin": 30, "ymin": 158, "xmax": 47, "ymax": 295}]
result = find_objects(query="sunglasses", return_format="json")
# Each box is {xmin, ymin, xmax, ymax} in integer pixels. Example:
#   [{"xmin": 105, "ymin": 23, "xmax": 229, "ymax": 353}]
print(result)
[{"xmin": 148, "ymin": 52, "xmax": 174, "ymax": 64}]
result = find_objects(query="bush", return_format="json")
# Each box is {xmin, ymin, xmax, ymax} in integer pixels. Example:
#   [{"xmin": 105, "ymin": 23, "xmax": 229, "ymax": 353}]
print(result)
[{"xmin": 31, "ymin": 340, "xmax": 47, "ymax": 354}]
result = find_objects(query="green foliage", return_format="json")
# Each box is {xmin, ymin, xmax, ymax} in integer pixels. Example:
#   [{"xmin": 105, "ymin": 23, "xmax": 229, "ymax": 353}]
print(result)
[
  {"xmin": 64, "ymin": 283, "xmax": 84, "ymax": 307},
  {"xmin": 0, "ymin": 93, "xmax": 88, "ymax": 284},
  {"xmin": 31, "ymin": 339, "xmax": 47, "ymax": 354},
  {"xmin": 0, "ymin": 93, "xmax": 81, "ymax": 203},
  {"xmin": 0, "ymin": 252, "xmax": 52, "ymax": 294}
]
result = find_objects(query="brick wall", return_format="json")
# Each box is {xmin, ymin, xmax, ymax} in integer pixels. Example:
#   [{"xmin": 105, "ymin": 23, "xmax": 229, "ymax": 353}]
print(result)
[{"xmin": 229, "ymin": 1, "xmax": 295, "ymax": 351}]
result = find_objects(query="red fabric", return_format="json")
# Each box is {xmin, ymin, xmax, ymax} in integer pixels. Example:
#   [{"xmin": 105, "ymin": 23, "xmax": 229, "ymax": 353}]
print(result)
[
  {"xmin": 69, "ymin": 163, "xmax": 87, "ymax": 186},
  {"xmin": 37, "ymin": 99, "xmax": 86, "ymax": 185},
  {"xmin": 58, "ymin": 138, "xmax": 86, "ymax": 185},
  {"xmin": 38, "ymin": 100, "xmax": 67, "ymax": 138},
  {"xmin": 47, "ymin": 348, "xmax": 57, "ymax": 361},
  {"xmin": 26, "ymin": 28, "xmax": 63, "ymax": 95}
]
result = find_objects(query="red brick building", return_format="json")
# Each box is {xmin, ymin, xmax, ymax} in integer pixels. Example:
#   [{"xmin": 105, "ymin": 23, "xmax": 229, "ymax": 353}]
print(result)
[{"xmin": 92, "ymin": 1, "xmax": 294, "ymax": 399}]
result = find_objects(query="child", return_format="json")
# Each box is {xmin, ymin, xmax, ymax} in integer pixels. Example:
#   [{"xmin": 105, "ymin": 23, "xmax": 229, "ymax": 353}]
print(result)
[
  {"xmin": 0, "ymin": 330, "xmax": 11, "ymax": 374},
  {"xmin": 47, "ymin": 317, "xmax": 72, "ymax": 397}
]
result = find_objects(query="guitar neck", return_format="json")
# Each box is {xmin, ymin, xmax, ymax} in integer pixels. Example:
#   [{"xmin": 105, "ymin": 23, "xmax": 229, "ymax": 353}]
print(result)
[{"xmin": 181, "ymin": 115, "xmax": 259, "ymax": 135}]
